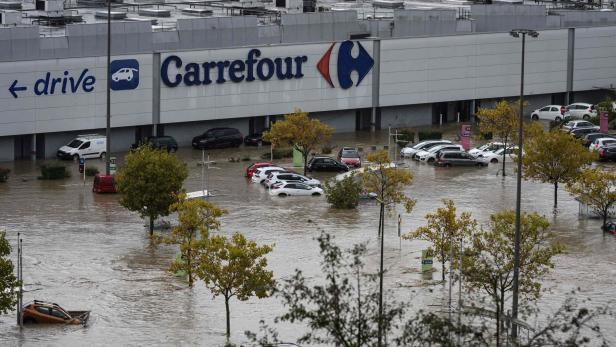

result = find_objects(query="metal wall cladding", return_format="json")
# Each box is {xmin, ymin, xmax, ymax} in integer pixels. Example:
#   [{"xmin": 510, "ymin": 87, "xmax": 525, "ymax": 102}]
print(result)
[{"xmin": 573, "ymin": 26, "xmax": 616, "ymax": 92}]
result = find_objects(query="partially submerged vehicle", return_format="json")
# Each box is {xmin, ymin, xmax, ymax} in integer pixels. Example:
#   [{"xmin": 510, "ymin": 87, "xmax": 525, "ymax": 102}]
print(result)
[{"xmin": 22, "ymin": 300, "xmax": 90, "ymax": 325}]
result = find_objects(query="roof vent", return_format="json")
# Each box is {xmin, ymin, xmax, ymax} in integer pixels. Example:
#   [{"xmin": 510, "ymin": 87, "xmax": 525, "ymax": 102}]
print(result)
[
  {"xmin": 0, "ymin": 1, "xmax": 21, "ymax": 10},
  {"xmin": 138, "ymin": 8, "xmax": 171, "ymax": 17},
  {"xmin": 94, "ymin": 10, "xmax": 127, "ymax": 19},
  {"xmin": 181, "ymin": 7, "xmax": 213, "ymax": 16}
]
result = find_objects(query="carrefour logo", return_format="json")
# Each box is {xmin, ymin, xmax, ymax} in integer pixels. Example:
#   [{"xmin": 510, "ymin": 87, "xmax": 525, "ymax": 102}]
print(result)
[
  {"xmin": 317, "ymin": 40, "xmax": 374, "ymax": 89},
  {"xmin": 110, "ymin": 59, "xmax": 140, "ymax": 91}
]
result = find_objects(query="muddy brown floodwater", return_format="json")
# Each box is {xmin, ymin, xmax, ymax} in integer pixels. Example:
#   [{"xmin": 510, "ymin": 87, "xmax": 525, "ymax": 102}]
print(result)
[{"xmin": 1, "ymin": 130, "xmax": 615, "ymax": 346}]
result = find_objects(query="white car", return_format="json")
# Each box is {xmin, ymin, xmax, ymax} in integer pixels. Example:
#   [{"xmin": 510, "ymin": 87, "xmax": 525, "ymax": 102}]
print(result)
[
  {"xmin": 251, "ymin": 166, "xmax": 287, "ymax": 184},
  {"xmin": 565, "ymin": 103, "xmax": 597, "ymax": 120},
  {"xmin": 561, "ymin": 120, "xmax": 598, "ymax": 133},
  {"xmin": 589, "ymin": 137, "xmax": 616, "ymax": 152},
  {"xmin": 415, "ymin": 144, "xmax": 464, "ymax": 163},
  {"xmin": 112, "ymin": 68, "xmax": 138, "ymax": 82},
  {"xmin": 530, "ymin": 105, "xmax": 565, "ymax": 122},
  {"xmin": 264, "ymin": 172, "xmax": 320, "ymax": 188},
  {"xmin": 269, "ymin": 182, "xmax": 324, "ymax": 197},
  {"xmin": 468, "ymin": 142, "xmax": 505, "ymax": 156},
  {"xmin": 400, "ymin": 140, "xmax": 452, "ymax": 158},
  {"xmin": 477, "ymin": 147, "xmax": 517, "ymax": 164}
]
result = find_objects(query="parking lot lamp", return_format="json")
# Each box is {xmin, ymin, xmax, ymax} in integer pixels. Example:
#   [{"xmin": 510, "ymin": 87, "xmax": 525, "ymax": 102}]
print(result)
[
  {"xmin": 105, "ymin": 0, "xmax": 111, "ymax": 175},
  {"xmin": 509, "ymin": 28, "xmax": 538, "ymax": 341}
]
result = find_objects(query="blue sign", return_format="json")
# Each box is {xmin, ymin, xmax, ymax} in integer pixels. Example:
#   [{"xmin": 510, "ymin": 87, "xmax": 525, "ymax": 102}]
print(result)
[
  {"xmin": 110, "ymin": 59, "xmax": 140, "ymax": 91},
  {"xmin": 161, "ymin": 49, "xmax": 308, "ymax": 88},
  {"xmin": 317, "ymin": 40, "xmax": 374, "ymax": 89}
]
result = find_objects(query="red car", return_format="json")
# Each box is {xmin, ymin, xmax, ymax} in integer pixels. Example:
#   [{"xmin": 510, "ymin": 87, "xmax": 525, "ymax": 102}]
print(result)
[
  {"xmin": 337, "ymin": 147, "xmax": 362, "ymax": 168},
  {"xmin": 246, "ymin": 162, "xmax": 272, "ymax": 178},
  {"xmin": 92, "ymin": 174, "xmax": 117, "ymax": 193}
]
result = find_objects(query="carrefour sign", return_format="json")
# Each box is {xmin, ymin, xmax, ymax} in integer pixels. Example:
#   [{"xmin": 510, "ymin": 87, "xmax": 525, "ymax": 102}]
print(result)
[{"xmin": 160, "ymin": 40, "xmax": 373, "ymax": 89}]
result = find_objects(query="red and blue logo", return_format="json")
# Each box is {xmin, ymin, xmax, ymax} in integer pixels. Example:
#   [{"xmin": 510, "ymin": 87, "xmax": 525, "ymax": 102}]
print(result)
[{"xmin": 317, "ymin": 40, "xmax": 374, "ymax": 89}]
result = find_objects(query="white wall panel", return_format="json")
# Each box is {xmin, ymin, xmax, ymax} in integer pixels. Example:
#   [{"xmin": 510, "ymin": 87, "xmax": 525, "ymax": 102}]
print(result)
[
  {"xmin": 380, "ymin": 29, "xmax": 569, "ymax": 107},
  {"xmin": 0, "ymin": 54, "xmax": 153, "ymax": 136},
  {"xmin": 573, "ymin": 27, "xmax": 616, "ymax": 92},
  {"xmin": 159, "ymin": 41, "xmax": 374, "ymax": 124}
]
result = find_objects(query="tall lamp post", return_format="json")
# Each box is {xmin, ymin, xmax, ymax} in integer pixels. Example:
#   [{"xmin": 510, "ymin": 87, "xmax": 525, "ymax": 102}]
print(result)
[
  {"xmin": 105, "ymin": 0, "xmax": 112, "ymax": 175},
  {"xmin": 509, "ymin": 28, "xmax": 538, "ymax": 341}
]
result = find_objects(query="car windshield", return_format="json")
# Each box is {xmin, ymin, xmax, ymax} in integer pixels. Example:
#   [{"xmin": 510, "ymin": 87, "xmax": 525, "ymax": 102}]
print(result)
[
  {"xmin": 67, "ymin": 139, "xmax": 83, "ymax": 148},
  {"xmin": 341, "ymin": 150, "xmax": 359, "ymax": 158},
  {"xmin": 578, "ymin": 121, "xmax": 593, "ymax": 127}
]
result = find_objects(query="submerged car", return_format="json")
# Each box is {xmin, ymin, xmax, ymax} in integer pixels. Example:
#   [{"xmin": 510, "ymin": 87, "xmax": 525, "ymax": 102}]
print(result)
[
  {"xmin": 337, "ymin": 147, "xmax": 362, "ymax": 168},
  {"xmin": 400, "ymin": 140, "xmax": 452, "ymax": 158},
  {"xmin": 22, "ymin": 300, "xmax": 90, "ymax": 325},
  {"xmin": 468, "ymin": 142, "xmax": 505, "ymax": 156},
  {"xmin": 269, "ymin": 182, "xmax": 324, "ymax": 196}
]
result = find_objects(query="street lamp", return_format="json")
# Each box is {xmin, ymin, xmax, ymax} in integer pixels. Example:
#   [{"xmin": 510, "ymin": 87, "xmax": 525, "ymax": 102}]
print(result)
[
  {"xmin": 105, "ymin": 0, "xmax": 112, "ymax": 175},
  {"xmin": 509, "ymin": 28, "xmax": 538, "ymax": 341}
]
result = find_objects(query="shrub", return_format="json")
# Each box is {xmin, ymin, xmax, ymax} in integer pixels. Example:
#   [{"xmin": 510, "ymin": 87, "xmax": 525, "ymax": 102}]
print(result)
[
  {"xmin": 418, "ymin": 131, "xmax": 443, "ymax": 141},
  {"xmin": 85, "ymin": 167, "xmax": 99, "ymax": 177},
  {"xmin": 321, "ymin": 144, "xmax": 333, "ymax": 154},
  {"xmin": 241, "ymin": 156, "xmax": 251, "ymax": 162},
  {"xmin": 261, "ymin": 148, "xmax": 293, "ymax": 160},
  {"xmin": 39, "ymin": 164, "xmax": 70, "ymax": 180},
  {"xmin": 0, "ymin": 168, "xmax": 9, "ymax": 182},
  {"xmin": 323, "ymin": 175, "xmax": 361, "ymax": 209}
]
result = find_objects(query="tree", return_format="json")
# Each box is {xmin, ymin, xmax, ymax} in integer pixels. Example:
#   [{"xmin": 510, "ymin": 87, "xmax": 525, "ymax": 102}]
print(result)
[
  {"xmin": 566, "ymin": 168, "xmax": 616, "ymax": 228},
  {"xmin": 262, "ymin": 109, "xmax": 333, "ymax": 175},
  {"xmin": 161, "ymin": 197, "xmax": 227, "ymax": 287},
  {"xmin": 323, "ymin": 174, "xmax": 362, "ymax": 209},
  {"xmin": 462, "ymin": 210, "xmax": 564, "ymax": 346},
  {"xmin": 476, "ymin": 100, "xmax": 520, "ymax": 176},
  {"xmin": 196, "ymin": 232, "xmax": 274, "ymax": 341},
  {"xmin": 521, "ymin": 129, "xmax": 595, "ymax": 208},
  {"xmin": 403, "ymin": 199, "xmax": 477, "ymax": 282},
  {"xmin": 360, "ymin": 150, "xmax": 415, "ymax": 347},
  {"xmin": 0, "ymin": 231, "xmax": 18, "ymax": 315},
  {"xmin": 115, "ymin": 146, "xmax": 188, "ymax": 236}
]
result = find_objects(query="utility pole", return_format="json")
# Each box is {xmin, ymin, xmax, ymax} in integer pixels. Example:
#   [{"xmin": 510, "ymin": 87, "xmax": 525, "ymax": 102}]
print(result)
[
  {"xmin": 509, "ymin": 28, "xmax": 539, "ymax": 342},
  {"xmin": 105, "ymin": 0, "xmax": 112, "ymax": 175}
]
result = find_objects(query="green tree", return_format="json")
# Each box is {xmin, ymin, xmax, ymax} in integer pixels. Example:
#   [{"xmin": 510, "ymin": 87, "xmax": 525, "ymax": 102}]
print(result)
[
  {"xmin": 161, "ymin": 197, "xmax": 227, "ymax": 287},
  {"xmin": 360, "ymin": 150, "xmax": 415, "ymax": 347},
  {"xmin": 462, "ymin": 210, "xmax": 564, "ymax": 346},
  {"xmin": 476, "ymin": 100, "xmax": 520, "ymax": 176},
  {"xmin": 0, "ymin": 231, "xmax": 18, "ymax": 314},
  {"xmin": 566, "ymin": 168, "xmax": 616, "ymax": 228},
  {"xmin": 521, "ymin": 129, "xmax": 595, "ymax": 208},
  {"xmin": 197, "ymin": 232, "xmax": 274, "ymax": 340},
  {"xmin": 403, "ymin": 199, "xmax": 477, "ymax": 282},
  {"xmin": 323, "ymin": 174, "xmax": 362, "ymax": 209},
  {"xmin": 263, "ymin": 109, "xmax": 333, "ymax": 175},
  {"xmin": 115, "ymin": 146, "xmax": 188, "ymax": 236}
]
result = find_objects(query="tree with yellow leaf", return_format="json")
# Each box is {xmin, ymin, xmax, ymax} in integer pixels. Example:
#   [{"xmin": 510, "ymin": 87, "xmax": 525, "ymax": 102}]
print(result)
[
  {"xmin": 360, "ymin": 150, "xmax": 415, "ymax": 347},
  {"xmin": 521, "ymin": 129, "xmax": 595, "ymax": 208},
  {"xmin": 403, "ymin": 199, "xmax": 477, "ymax": 282},
  {"xmin": 263, "ymin": 110, "xmax": 333, "ymax": 175},
  {"xmin": 476, "ymin": 100, "xmax": 520, "ymax": 176},
  {"xmin": 566, "ymin": 168, "xmax": 616, "ymax": 228},
  {"xmin": 162, "ymin": 197, "xmax": 227, "ymax": 287}
]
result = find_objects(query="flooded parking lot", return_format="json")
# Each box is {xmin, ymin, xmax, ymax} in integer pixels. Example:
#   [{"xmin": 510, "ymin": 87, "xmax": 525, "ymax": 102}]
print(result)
[{"xmin": 1, "ymin": 130, "xmax": 615, "ymax": 346}]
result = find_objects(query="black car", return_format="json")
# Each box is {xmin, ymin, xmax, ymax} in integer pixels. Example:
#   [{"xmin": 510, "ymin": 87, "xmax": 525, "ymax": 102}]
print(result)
[
  {"xmin": 307, "ymin": 156, "xmax": 349, "ymax": 172},
  {"xmin": 570, "ymin": 127, "xmax": 601, "ymax": 139},
  {"xmin": 244, "ymin": 129, "xmax": 270, "ymax": 146},
  {"xmin": 598, "ymin": 145, "xmax": 616, "ymax": 161},
  {"xmin": 582, "ymin": 133, "xmax": 613, "ymax": 147},
  {"xmin": 192, "ymin": 128, "xmax": 243, "ymax": 149},
  {"xmin": 132, "ymin": 136, "xmax": 178, "ymax": 152}
]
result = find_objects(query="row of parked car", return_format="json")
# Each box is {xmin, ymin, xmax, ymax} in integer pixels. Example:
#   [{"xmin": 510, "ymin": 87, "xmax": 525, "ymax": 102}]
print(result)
[
  {"xmin": 558, "ymin": 121, "xmax": 616, "ymax": 161},
  {"xmin": 530, "ymin": 103, "xmax": 600, "ymax": 122},
  {"xmin": 400, "ymin": 140, "xmax": 494, "ymax": 167}
]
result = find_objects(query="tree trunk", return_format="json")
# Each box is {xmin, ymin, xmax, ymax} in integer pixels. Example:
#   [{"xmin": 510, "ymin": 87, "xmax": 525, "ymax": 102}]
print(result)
[
  {"xmin": 357, "ymin": 269, "xmax": 362, "ymax": 346},
  {"xmin": 501, "ymin": 146, "xmax": 506, "ymax": 177},
  {"xmin": 225, "ymin": 295, "xmax": 231, "ymax": 340},
  {"xmin": 149, "ymin": 216, "xmax": 154, "ymax": 236},
  {"xmin": 187, "ymin": 248, "xmax": 193, "ymax": 287},
  {"xmin": 495, "ymin": 299, "xmax": 501, "ymax": 347},
  {"xmin": 603, "ymin": 210, "xmax": 608, "ymax": 229},
  {"xmin": 554, "ymin": 181, "xmax": 558, "ymax": 208},
  {"xmin": 441, "ymin": 250, "xmax": 446, "ymax": 282},
  {"xmin": 303, "ymin": 148, "xmax": 308, "ymax": 176},
  {"xmin": 500, "ymin": 288, "xmax": 506, "ymax": 335}
]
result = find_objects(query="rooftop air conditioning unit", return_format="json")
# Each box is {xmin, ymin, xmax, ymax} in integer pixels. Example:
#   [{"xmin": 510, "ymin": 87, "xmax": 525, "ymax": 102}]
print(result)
[
  {"xmin": 35, "ymin": 0, "xmax": 63, "ymax": 12},
  {"xmin": 0, "ymin": 10, "xmax": 21, "ymax": 25}
]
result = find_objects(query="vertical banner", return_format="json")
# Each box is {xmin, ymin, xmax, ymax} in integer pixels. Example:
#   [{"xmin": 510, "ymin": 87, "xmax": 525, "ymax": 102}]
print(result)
[
  {"xmin": 110, "ymin": 157, "xmax": 117, "ymax": 175},
  {"xmin": 600, "ymin": 112, "xmax": 609, "ymax": 133},
  {"xmin": 421, "ymin": 249, "xmax": 433, "ymax": 272},
  {"xmin": 292, "ymin": 148, "xmax": 303, "ymax": 167},
  {"xmin": 460, "ymin": 124, "xmax": 472, "ymax": 151}
]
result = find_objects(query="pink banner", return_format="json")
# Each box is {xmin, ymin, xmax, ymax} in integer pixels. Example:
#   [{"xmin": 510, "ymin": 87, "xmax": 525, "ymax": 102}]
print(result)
[
  {"xmin": 460, "ymin": 124, "xmax": 472, "ymax": 151},
  {"xmin": 600, "ymin": 111, "xmax": 609, "ymax": 133}
]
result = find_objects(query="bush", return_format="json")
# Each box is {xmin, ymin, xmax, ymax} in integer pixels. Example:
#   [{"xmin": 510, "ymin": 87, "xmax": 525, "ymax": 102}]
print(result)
[
  {"xmin": 0, "ymin": 168, "xmax": 9, "ymax": 182},
  {"xmin": 418, "ymin": 131, "xmax": 443, "ymax": 141},
  {"xmin": 323, "ymin": 175, "xmax": 361, "ymax": 209},
  {"xmin": 39, "ymin": 164, "xmax": 70, "ymax": 180},
  {"xmin": 321, "ymin": 144, "xmax": 333, "ymax": 154},
  {"xmin": 85, "ymin": 167, "xmax": 99, "ymax": 177},
  {"xmin": 261, "ymin": 148, "xmax": 293, "ymax": 160}
]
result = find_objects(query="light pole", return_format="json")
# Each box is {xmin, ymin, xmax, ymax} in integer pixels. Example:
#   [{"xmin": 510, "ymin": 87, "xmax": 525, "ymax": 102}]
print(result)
[
  {"xmin": 105, "ymin": 0, "xmax": 112, "ymax": 175},
  {"xmin": 509, "ymin": 28, "xmax": 538, "ymax": 341}
]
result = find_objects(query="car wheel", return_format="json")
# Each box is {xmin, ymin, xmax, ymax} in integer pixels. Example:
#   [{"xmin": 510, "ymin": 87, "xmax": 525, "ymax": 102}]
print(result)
[
  {"xmin": 444, "ymin": 163, "xmax": 451, "ymax": 167},
  {"xmin": 532, "ymin": 114, "xmax": 539, "ymax": 120},
  {"xmin": 73, "ymin": 154, "xmax": 80, "ymax": 161},
  {"xmin": 23, "ymin": 317, "xmax": 37, "ymax": 324},
  {"xmin": 555, "ymin": 116, "xmax": 562, "ymax": 122},
  {"xmin": 583, "ymin": 114, "xmax": 590, "ymax": 120},
  {"xmin": 312, "ymin": 192, "xmax": 321, "ymax": 196},
  {"xmin": 257, "ymin": 140, "xmax": 263, "ymax": 147},
  {"xmin": 100, "ymin": 152, "xmax": 106, "ymax": 160},
  {"xmin": 490, "ymin": 158, "xmax": 498, "ymax": 164},
  {"xmin": 476, "ymin": 162, "xmax": 484, "ymax": 167},
  {"xmin": 278, "ymin": 193, "xmax": 287, "ymax": 197},
  {"xmin": 427, "ymin": 157, "xmax": 435, "ymax": 163}
]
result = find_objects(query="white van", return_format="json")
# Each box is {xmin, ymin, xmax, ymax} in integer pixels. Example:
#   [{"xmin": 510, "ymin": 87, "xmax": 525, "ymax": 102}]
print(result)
[{"xmin": 57, "ymin": 134, "xmax": 107, "ymax": 160}]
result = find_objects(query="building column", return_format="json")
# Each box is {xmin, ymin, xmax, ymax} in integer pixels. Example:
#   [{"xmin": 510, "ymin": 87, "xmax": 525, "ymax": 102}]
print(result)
[
  {"xmin": 30, "ymin": 134, "xmax": 36, "ymax": 161},
  {"xmin": 152, "ymin": 52, "xmax": 161, "ymax": 136},
  {"xmin": 371, "ymin": 38, "xmax": 381, "ymax": 132},
  {"xmin": 566, "ymin": 28, "xmax": 575, "ymax": 104}
]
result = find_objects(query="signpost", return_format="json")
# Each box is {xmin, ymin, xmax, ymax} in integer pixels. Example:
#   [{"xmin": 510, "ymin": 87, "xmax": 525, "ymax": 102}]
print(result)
[
  {"xmin": 109, "ymin": 156, "xmax": 117, "ymax": 175},
  {"xmin": 600, "ymin": 111, "xmax": 609, "ymax": 133},
  {"xmin": 421, "ymin": 249, "xmax": 433, "ymax": 272},
  {"xmin": 460, "ymin": 124, "xmax": 472, "ymax": 151}
]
